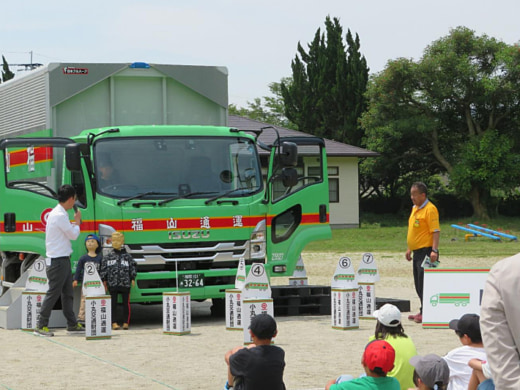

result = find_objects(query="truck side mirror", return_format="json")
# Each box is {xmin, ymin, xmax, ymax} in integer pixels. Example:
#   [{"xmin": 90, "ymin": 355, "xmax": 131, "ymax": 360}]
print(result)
[
  {"xmin": 281, "ymin": 167, "xmax": 298, "ymax": 187},
  {"xmin": 65, "ymin": 144, "xmax": 82, "ymax": 171},
  {"xmin": 280, "ymin": 142, "xmax": 298, "ymax": 167}
]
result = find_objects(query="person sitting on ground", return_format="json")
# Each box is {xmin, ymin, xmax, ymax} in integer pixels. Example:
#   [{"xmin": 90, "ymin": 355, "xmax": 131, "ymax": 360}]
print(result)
[
  {"xmin": 370, "ymin": 304, "xmax": 417, "ymax": 389},
  {"xmin": 443, "ymin": 314, "xmax": 486, "ymax": 390},
  {"xmin": 467, "ymin": 359, "xmax": 494, "ymax": 390},
  {"xmin": 408, "ymin": 354, "xmax": 450, "ymax": 390},
  {"xmin": 224, "ymin": 313, "xmax": 285, "ymax": 390},
  {"xmin": 325, "ymin": 339, "xmax": 400, "ymax": 390}
]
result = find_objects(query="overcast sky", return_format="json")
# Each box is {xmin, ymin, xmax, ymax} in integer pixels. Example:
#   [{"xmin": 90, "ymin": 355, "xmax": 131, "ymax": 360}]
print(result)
[{"xmin": 3, "ymin": 0, "xmax": 519, "ymax": 108}]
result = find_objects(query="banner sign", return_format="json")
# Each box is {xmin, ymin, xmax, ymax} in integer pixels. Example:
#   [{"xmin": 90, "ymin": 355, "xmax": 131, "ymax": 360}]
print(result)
[
  {"xmin": 21, "ymin": 291, "xmax": 45, "ymax": 331},
  {"xmin": 242, "ymin": 298, "xmax": 274, "ymax": 345},
  {"xmin": 163, "ymin": 292, "xmax": 191, "ymax": 335},
  {"xmin": 423, "ymin": 268, "xmax": 489, "ymax": 328},
  {"xmin": 226, "ymin": 289, "xmax": 243, "ymax": 331},
  {"xmin": 86, "ymin": 295, "xmax": 111, "ymax": 340}
]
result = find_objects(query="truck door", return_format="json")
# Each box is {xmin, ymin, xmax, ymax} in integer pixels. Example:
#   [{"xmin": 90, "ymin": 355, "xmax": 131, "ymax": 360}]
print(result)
[
  {"xmin": 266, "ymin": 137, "xmax": 331, "ymax": 276},
  {"xmin": 0, "ymin": 138, "xmax": 81, "ymax": 287}
]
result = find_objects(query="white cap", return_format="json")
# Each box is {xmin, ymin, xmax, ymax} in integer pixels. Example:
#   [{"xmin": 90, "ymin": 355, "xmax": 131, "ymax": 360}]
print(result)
[{"xmin": 373, "ymin": 304, "xmax": 401, "ymax": 327}]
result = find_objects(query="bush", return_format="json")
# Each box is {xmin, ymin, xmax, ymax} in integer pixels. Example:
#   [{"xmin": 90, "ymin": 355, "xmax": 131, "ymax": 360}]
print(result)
[{"xmin": 431, "ymin": 193, "xmax": 473, "ymax": 219}]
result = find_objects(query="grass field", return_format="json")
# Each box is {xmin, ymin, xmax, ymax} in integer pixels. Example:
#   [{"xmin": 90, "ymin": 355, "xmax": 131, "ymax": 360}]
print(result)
[{"xmin": 303, "ymin": 216, "xmax": 520, "ymax": 258}]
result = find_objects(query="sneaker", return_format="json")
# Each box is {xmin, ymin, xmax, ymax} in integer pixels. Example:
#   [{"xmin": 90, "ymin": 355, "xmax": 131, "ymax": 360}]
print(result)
[
  {"xmin": 408, "ymin": 312, "xmax": 420, "ymax": 320},
  {"xmin": 67, "ymin": 323, "xmax": 85, "ymax": 332},
  {"xmin": 77, "ymin": 318, "xmax": 85, "ymax": 326},
  {"xmin": 414, "ymin": 314, "xmax": 423, "ymax": 323},
  {"xmin": 112, "ymin": 322, "xmax": 120, "ymax": 330},
  {"xmin": 122, "ymin": 323, "xmax": 129, "ymax": 330},
  {"xmin": 34, "ymin": 326, "xmax": 54, "ymax": 337}
]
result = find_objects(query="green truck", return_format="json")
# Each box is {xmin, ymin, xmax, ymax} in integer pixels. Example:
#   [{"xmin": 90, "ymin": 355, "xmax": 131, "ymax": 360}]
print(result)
[{"xmin": 0, "ymin": 62, "xmax": 331, "ymax": 312}]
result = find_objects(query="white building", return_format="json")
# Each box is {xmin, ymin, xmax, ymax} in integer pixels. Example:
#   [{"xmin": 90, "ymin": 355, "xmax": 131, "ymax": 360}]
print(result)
[{"xmin": 228, "ymin": 115, "xmax": 378, "ymax": 228}]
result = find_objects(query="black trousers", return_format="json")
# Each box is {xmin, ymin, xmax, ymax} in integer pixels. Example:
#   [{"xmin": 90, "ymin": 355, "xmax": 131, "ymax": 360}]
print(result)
[
  {"xmin": 38, "ymin": 257, "xmax": 77, "ymax": 328},
  {"xmin": 109, "ymin": 287, "xmax": 131, "ymax": 324},
  {"xmin": 412, "ymin": 247, "xmax": 431, "ymax": 313}
]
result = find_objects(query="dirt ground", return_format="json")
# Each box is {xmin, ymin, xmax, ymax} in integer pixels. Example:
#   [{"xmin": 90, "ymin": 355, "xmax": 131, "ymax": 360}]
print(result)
[{"xmin": 0, "ymin": 251, "xmax": 510, "ymax": 390}]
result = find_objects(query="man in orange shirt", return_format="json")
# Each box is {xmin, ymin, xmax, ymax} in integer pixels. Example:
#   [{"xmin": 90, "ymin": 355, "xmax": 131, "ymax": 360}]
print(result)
[{"xmin": 405, "ymin": 182, "xmax": 440, "ymax": 324}]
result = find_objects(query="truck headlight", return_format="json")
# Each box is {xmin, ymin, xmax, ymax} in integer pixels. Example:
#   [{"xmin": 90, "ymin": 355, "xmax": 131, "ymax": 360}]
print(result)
[
  {"xmin": 98, "ymin": 223, "xmax": 117, "ymax": 248},
  {"xmin": 250, "ymin": 219, "xmax": 266, "ymax": 259}
]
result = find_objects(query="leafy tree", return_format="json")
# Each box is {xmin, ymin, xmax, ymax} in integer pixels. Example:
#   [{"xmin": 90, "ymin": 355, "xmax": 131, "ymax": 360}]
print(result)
[
  {"xmin": 281, "ymin": 16, "xmax": 369, "ymax": 146},
  {"xmin": 1, "ymin": 55, "xmax": 15, "ymax": 83},
  {"xmin": 229, "ymin": 78, "xmax": 297, "ymax": 129},
  {"xmin": 361, "ymin": 27, "xmax": 520, "ymax": 219}
]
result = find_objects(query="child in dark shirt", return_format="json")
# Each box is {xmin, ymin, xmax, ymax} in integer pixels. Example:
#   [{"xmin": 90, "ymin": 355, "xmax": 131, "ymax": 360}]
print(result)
[
  {"xmin": 73, "ymin": 234, "xmax": 103, "ymax": 325},
  {"xmin": 99, "ymin": 231, "xmax": 136, "ymax": 330}
]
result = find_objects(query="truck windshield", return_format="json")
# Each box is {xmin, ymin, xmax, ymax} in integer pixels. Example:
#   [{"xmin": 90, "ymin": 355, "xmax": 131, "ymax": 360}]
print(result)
[{"xmin": 94, "ymin": 137, "xmax": 262, "ymax": 199}]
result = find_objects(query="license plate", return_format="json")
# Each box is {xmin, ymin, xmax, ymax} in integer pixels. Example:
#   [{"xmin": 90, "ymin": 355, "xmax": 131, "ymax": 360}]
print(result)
[{"xmin": 178, "ymin": 273, "xmax": 204, "ymax": 288}]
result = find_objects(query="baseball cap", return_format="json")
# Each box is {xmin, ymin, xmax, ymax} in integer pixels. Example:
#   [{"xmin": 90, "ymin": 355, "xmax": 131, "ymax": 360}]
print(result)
[
  {"xmin": 449, "ymin": 313, "xmax": 481, "ymax": 341},
  {"xmin": 85, "ymin": 233, "xmax": 101, "ymax": 245},
  {"xmin": 409, "ymin": 354, "xmax": 450, "ymax": 388},
  {"xmin": 373, "ymin": 304, "xmax": 401, "ymax": 327},
  {"xmin": 249, "ymin": 313, "xmax": 277, "ymax": 339},
  {"xmin": 362, "ymin": 340, "xmax": 395, "ymax": 374}
]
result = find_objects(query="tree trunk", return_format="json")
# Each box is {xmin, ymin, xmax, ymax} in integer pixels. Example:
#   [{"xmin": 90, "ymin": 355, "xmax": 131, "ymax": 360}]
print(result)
[{"xmin": 469, "ymin": 186, "xmax": 490, "ymax": 220}]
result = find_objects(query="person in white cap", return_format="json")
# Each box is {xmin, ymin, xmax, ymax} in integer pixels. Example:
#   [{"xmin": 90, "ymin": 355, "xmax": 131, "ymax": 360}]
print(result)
[
  {"xmin": 370, "ymin": 304, "xmax": 417, "ymax": 389},
  {"xmin": 409, "ymin": 354, "xmax": 450, "ymax": 390}
]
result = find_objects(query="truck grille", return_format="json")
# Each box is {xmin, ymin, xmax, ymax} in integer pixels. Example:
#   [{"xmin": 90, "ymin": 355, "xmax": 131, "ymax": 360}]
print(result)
[{"xmin": 126, "ymin": 240, "xmax": 262, "ymax": 272}]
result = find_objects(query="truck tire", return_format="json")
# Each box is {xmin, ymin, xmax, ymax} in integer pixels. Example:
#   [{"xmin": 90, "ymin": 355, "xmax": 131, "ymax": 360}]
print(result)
[
  {"xmin": 0, "ymin": 252, "xmax": 19, "ymax": 296},
  {"xmin": 210, "ymin": 298, "xmax": 225, "ymax": 317}
]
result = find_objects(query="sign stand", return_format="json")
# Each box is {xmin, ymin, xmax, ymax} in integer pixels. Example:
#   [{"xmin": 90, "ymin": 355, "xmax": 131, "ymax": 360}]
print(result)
[
  {"xmin": 226, "ymin": 257, "xmax": 246, "ymax": 331},
  {"xmin": 356, "ymin": 253, "xmax": 380, "ymax": 320},
  {"xmin": 242, "ymin": 263, "xmax": 273, "ymax": 344},
  {"xmin": 21, "ymin": 258, "xmax": 48, "ymax": 331},
  {"xmin": 83, "ymin": 262, "xmax": 111, "ymax": 340},
  {"xmin": 163, "ymin": 261, "xmax": 191, "ymax": 335},
  {"xmin": 289, "ymin": 256, "xmax": 308, "ymax": 286},
  {"xmin": 331, "ymin": 257, "xmax": 359, "ymax": 330},
  {"xmin": 85, "ymin": 295, "xmax": 111, "ymax": 340}
]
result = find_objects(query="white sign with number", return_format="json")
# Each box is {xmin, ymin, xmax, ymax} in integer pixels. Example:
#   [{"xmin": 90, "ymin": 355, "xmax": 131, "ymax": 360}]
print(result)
[
  {"xmin": 25, "ymin": 258, "xmax": 49, "ymax": 292},
  {"xmin": 331, "ymin": 257, "xmax": 357, "ymax": 288},
  {"xmin": 243, "ymin": 263, "xmax": 271, "ymax": 299},
  {"xmin": 82, "ymin": 262, "xmax": 105, "ymax": 297}
]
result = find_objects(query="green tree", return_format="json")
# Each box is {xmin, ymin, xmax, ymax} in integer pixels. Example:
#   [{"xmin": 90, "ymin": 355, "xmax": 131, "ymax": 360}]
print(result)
[
  {"xmin": 229, "ymin": 78, "xmax": 296, "ymax": 129},
  {"xmin": 1, "ymin": 55, "xmax": 15, "ymax": 83},
  {"xmin": 361, "ymin": 27, "xmax": 520, "ymax": 219},
  {"xmin": 281, "ymin": 16, "xmax": 369, "ymax": 146}
]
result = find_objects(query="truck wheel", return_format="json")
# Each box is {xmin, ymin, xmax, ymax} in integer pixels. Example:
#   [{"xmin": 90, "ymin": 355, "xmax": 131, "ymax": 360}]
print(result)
[
  {"xmin": 210, "ymin": 298, "xmax": 225, "ymax": 317},
  {"xmin": 0, "ymin": 253, "xmax": 20, "ymax": 296}
]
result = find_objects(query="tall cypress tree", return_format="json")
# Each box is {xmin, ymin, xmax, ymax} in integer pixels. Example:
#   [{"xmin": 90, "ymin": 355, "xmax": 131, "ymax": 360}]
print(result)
[{"xmin": 281, "ymin": 17, "xmax": 369, "ymax": 146}]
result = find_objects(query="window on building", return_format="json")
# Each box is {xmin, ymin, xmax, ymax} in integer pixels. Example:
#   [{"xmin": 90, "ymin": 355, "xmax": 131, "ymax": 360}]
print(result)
[{"xmin": 308, "ymin": 166, "xmax": 339, "ymax": 203}]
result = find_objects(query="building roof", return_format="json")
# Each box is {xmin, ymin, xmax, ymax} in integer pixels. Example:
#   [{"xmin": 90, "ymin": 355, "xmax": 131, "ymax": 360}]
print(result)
[{"xmin": 228, "ymin": 115, "xmax": 378, "ymax": 157}]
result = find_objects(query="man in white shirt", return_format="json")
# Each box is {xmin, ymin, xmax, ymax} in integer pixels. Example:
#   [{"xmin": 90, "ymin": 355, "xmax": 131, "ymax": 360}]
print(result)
[
  {"xmin": 34, "ymin": 185, "xmax": 84, "ymax": 337},
  {"xmin": 443, "ymin": 313, "xmax": 486, "ymax": 390}
]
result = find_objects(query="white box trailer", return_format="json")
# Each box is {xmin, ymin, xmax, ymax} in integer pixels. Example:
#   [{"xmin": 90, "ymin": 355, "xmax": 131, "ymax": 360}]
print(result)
[{"xmin": 0, "ymin": 62, "xmax": 228, "ymax": 138}]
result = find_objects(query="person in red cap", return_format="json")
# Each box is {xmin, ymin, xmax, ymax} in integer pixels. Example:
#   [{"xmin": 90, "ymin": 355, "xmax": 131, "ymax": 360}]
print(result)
[{"xmin": 325, "ymin": 340, "xmax": 400, "ymax": 389}]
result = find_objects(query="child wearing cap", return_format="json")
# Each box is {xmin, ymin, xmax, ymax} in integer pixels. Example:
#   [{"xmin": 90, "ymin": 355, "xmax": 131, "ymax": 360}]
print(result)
[
  {"xmin": 370, "ymin": 304, "xmax": 417, "ymax": 389},
  {"xmin": 443, "ymin": 313, "xmax": 486, "ymax": 390},
  {"xmin": 325, "ymin": 340, "xmax": 400, "ymax": 390},
  {"xmin": 224, "ymin": 313, "xmax": 285, "ymax": 390},
  {"xmin": 409, "ymin": 354, "xmax": 450, "ymax": 390},
  {"xmin": 73, "ymin": 233, "xmax": 103, "ymax": 325}
]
